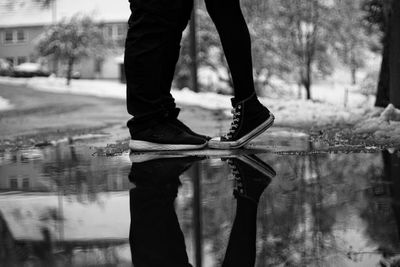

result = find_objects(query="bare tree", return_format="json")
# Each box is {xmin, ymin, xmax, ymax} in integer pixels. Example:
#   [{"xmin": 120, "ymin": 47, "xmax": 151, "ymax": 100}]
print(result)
[
  {"xmin": 276, "ymin": 0, "xmax": 332, "ymax": 100},
  {"xmin": 36, "ymin": 15, "xmax": 109, "ymax": 85}
]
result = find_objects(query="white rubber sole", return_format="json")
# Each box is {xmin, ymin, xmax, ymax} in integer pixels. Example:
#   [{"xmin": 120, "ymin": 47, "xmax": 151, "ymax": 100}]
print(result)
[
  {"xmin": 208, "ymin": 114, "xmax": 275, "ymax": 149},
  {"xmin": 129, "ymin": 153, "xmax": 193, "ymax": 163},
  {"xmin": 129, "ymin": 140, "xmax": 207, "ymax": 152}
]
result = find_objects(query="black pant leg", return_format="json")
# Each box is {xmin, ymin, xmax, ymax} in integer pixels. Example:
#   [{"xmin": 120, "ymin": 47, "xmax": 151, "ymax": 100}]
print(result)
[
  {"xmin": 159, "ymin": 0, "xmax": 193, "ymax": 112},
  {"xmin": 204, "ymin": 0, "xmax": 256, "ymax": 102},
  {"xmin": 125, "ymin": 0, "xmax": 192, "ymax": 129}
]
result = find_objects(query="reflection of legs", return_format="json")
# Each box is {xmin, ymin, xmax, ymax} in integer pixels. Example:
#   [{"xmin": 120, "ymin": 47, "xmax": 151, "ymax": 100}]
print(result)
[
  {"xmin": 204, "ymin": 0, "xmax": 255, "ymax": 101},
  {"xmin": 222, "ymin": 155, "xmax": 275, "ymax": 266},
  {"xmin": 129, "ymin": 157, "xmax": 198, "ymax": 267},
  {"xmin": 130, "ymin": 188, "xmax": 192, "ymax": 267},
  {"xmin": 222, "ymin": 198, "xmax": 258, "ymax": 267}
]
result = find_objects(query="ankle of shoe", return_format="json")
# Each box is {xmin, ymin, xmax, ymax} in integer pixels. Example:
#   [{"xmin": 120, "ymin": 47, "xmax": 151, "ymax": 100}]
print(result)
[
  {"xmin": 232, "ymin": 92, "xmax": 257, "ymax": 106},
  {"xmin": 129, "ymin": 116, "xmax": 165, "ymax": 137},
  {"xmin": 234, "ymin": 93, "xmax": 270, "ymax": 114}
]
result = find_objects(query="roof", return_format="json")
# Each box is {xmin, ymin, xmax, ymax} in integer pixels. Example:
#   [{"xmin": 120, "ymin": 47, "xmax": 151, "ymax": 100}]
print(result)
[{"xmin": 0, "ymin": 0, "xmax": 131, "ymax": 28}]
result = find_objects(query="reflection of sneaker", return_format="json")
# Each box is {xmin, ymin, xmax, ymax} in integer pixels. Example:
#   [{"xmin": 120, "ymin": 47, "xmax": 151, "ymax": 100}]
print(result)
[
  {"xmin": 224, "ymin": 154, "xmax": 276, "ymax": 203},
  {"xmin": 129, "ymin": 156, "xmax": 202, "ymax": 191},
  {"xmin": 129, "ymin": 152, "xmax": 195, "ymax": 163},
  {"xmin": 129, "ymin": 120, "xmax": 207, "ymax": 151},
  {"xmin": 208, "ymin": 93, "xmax": 274, "ymax": 149}
]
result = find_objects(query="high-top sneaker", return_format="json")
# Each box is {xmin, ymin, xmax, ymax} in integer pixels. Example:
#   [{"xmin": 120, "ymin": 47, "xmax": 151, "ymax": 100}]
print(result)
[
  {"xmin": 224, "ymin": 154, "xmax": 276, "ymax": 203},
  {"xmin": 208, "ymin": 93, "xmax": 274, "ymax": 149},
  {"xmin": 129, "ymin": 155, "xmax": 201, "ymax": 191},
  {"xmin": 129, "ymin": 118, "xmax": 208, "ymax": 151},
  {"xmin": 167, "ymin": 108, "xmax": 211, "ymax": 141}
]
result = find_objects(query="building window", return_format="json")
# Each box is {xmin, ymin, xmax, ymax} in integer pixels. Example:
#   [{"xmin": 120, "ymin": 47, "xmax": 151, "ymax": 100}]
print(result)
[
  {"xmin": 4, "ymin": 30, "xmax": 13, "ymax": 43},
  {"xmin": 116, "ymin": 24, "xmax": 125, "ymax": 37},
  {"xmin": 109, "ymin": 26, "xmax": 114, "ymax": 38},
  {"xmin": 94, "ymin": 58, "xmax": 103, "ymax": 74},
  {"xmin": 17, "ymin": 30, "xmax": 26, "ymax": 42},
  {"xmin": 10, "ymin": 178, "xmax": 18, "ymax": 189},
  {"xmin": 104, "ymin": 24, "xmax": 125, "ymax": 40},
  {"xmin": 22, "ymin": 178, "xmax": 30, "ymax": 189},
  {"xmin": 17, "ymin": 57, "xmax": 27, "ymax": 65},
  {"xmin": 3, "ymin": 29, "xmax": 27, "ymax": 44}
]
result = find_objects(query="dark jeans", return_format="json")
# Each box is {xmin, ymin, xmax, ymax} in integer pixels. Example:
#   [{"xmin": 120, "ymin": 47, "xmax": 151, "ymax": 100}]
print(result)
[
  {"xmin": 125, "ymin": 0, "xmax": 193, "ymax": 130},
  {"xmin": 125, "ymin": 0, "xmax": 255, "ymax": 130}
]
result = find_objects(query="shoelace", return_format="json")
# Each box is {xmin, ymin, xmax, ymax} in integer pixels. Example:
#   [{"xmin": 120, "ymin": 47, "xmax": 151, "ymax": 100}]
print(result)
[
  {"xmin": 223, "ymin": 105, "xmax": 242, "ymax": 140},
  {"xmin": 227, "ymin": 159, "xmax": 245, "ymax": 195}
]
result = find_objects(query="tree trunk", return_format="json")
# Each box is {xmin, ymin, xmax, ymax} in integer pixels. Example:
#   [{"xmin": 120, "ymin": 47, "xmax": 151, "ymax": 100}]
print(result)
[
  {"xmin": 375, "ymin": 32, "xmax": 391, "ymax": 107},
  {"xmin": 351, "ymin": 67, "xmax": 357, "ymax": 85},
  {"xmin": 305, "ymin": 81, "xmax": 311, "ymax": 100},
  {"xmin": 66, "ymin": 57, "xmax": 74, "ymax": 86},
  {"xmin": 305, "ymin": 59, "xmax": 312, "ymax": 100},
  {"xmin": 389, "ymin": 0, "xmax": 400, "ymax": 108},
  {"xmin": 52, "ymin": 56, "xmax": 58, "ymax": 76},
  {"xmin": 350, "ymin": 52, "xmax": 357, "ymax": 85}
]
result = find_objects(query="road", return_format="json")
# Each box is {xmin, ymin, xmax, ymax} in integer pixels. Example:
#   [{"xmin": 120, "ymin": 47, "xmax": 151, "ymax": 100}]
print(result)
[{"xmin": 0, "ymin": 82, "xmax": 220, "ymax": 151}]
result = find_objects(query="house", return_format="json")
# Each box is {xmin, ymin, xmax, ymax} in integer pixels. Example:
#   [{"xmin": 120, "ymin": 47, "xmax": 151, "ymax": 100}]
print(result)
[{"xmin": 0, "ymin": 0, "xmax": 130, "ymax": 80}]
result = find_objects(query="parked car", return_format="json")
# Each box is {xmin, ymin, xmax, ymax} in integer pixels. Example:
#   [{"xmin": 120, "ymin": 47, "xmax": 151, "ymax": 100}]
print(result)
[
  {"xmin": 71, "ymin": 71, "xmax": 81, "ymax": 79},
  {"xmin": 0, "ymin": 58, "xmax": 13, "ymax": 76},
  {"xmin": 13, "ymin": 63, "xmax": 50, "ymax": 78}
]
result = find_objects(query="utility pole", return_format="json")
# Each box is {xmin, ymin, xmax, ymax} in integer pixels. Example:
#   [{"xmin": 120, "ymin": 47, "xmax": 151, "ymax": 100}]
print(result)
[
  {"xmin": 189, "ymin": 0, "xmax": 199, "ymax": 93},
  {"xmin": 190, "ymin": 3, "xmax": 202, "ymax": 266},
  {"xmin": 51, "ymin": 0, "xmax": 58, "ymax": 76}
]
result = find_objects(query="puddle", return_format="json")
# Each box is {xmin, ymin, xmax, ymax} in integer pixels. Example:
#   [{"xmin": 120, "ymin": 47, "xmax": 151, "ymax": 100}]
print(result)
[{"xmin": 0, "ymin": 141, "xmax": 399, "ymax": 266}]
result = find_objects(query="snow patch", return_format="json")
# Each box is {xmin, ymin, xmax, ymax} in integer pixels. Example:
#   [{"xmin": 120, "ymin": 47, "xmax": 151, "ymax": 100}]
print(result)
[
  {"xmin": 0, "ymin": 96, "xmax": 13, "ymax": 111},
  {"xmin": 0, "ymin": 76, "xmax": 374, "ymax": 127},
  {"xmin": 354, "ymin": 104, "xmax": 400, "ymax": 143}
]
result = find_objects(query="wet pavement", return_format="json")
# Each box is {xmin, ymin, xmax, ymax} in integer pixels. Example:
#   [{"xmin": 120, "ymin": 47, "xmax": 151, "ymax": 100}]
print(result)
[{"xmin": 0, "ymin": 136, "xmax": 400, "ymax": 267}]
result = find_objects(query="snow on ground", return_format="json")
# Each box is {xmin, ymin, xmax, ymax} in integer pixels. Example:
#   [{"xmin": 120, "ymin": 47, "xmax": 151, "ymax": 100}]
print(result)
[
  {"xmin": 354, "ymin": 104, "xmax": 400, "ymax": 144},
  {"xmin": 0, "ymin": 96, "xmax": 13, "ymax": 111},
  {"xmin": 0, "ymin": 76, "xmax": 399, "ymax": 145}
]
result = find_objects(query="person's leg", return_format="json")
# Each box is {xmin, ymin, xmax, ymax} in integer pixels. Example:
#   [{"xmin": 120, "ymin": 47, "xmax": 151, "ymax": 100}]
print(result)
[
  {"xmin": 159, "ymin": 0, "xmax": 192, "ymax": 106},
  {"xmin": 125, "ymin": 0, "xmax": 207, "ymax": 151},
  {"xmin": 125, "ymin": 0, "xmax": 183, "ymax": 127},
  {"xmin": 204, "ymin": 0, "xmax": 255, "ymax": 101},
  {"xmin": 161, "ymin": 0, "xmax": 210, "ymax": 140},
  {"xmin": 205, "ymin": 0, "xmax": 274, "ymax": 149}
]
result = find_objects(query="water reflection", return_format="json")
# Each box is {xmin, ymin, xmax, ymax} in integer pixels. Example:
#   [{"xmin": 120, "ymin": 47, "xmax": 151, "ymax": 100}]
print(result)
[
  {"xmin": 0, "ymin": 145, "xmax": 132, "ymax": 266},
  {"xmin": 1, "ymin": 144, "xmax": 400, "ymax": 266},
  {"xmin": 128, "ymin": 154, "xmax": 275, "ymax": 267}
]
